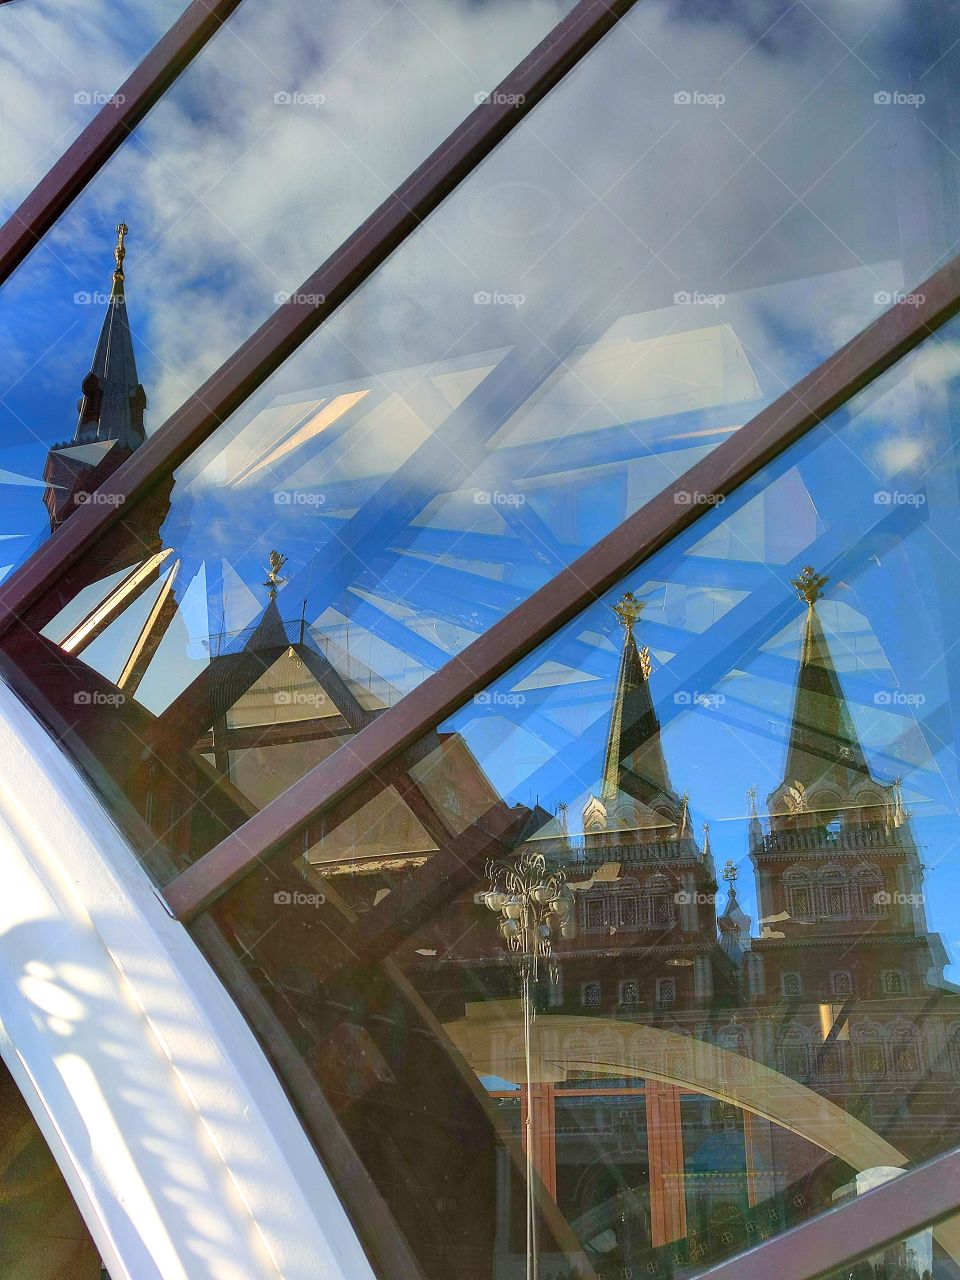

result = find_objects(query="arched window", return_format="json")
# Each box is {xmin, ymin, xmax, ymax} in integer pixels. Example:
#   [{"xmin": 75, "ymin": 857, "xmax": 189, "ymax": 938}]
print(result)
[
  {"xmin": 778, "ymin": 1025, "xmax": 813, "ymax": 1078},
  {"xmin": 783, "ymin": 866, "xmax": 814, "ymax": 921},
  {"xmin": 852, "ymin": 864, "xmax": 885, "ymax": 917},
  {"xmin": 582, "ymin": 981, "xmax": 601, "ymax": 1008},
  {"xmin": 781, "ymin": 971, "xmax": 803, "ymax": 998},
  {"xmin": 583, "ymin": 892, "xmax": 606, "ymax": 933},
  {"xmin": 619, "ymin": 980, "xmax": 640, "ymax": 1005},
  {"xmin": 616, "ymin": 877, "xmax": 641, "ymax": 929},
  {"xmin": 656, "ymin": 977, "xmax": 676, "ymax": 1008},
  {"xmin": 888, "ymin": 1020, "xmax": 922, "ymax": 1077},
  {"xmin": 854, "ymin": 1023, "xmax": 886, "ymax": 1079},
  {"xmin": 645, "ymin": 873, "xmax": 675, "ymax": 929},
  {"xmin": 948, "ymin": 1025, "xmax": 960, "ymax": 1080},
  {"xmin": 832, "ymin": 970, "xmax": 853, "ymax": 997},
  {"xmin": 852, "ymin": 788, "xmax": 885, "ymax": 828},
  {"xmin": 818, "ymin": 864, "xmax": 849, "ymax": 919},
  {"xmin": 883, "ymin": 970, "xmax": 905, "ymax": 996}
]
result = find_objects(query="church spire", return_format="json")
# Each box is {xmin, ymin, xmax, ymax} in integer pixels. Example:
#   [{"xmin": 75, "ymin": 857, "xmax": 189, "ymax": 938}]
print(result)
[
  {"xmin": 781, "ymin": 567, "xmax": 870, "ymax": 792},
  {"xmin": 74, "ymin": 221, "xmax": 146, "ymax": 451},
  {"xmin": 599, "ymin": 591, "xmax": 672, "ymax": 806}
]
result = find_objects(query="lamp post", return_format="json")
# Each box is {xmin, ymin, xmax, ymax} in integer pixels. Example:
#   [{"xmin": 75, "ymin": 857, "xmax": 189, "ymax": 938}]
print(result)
[{"xmin": 480, "ymin": 850, "xmax": 576, "ymax": 1280}]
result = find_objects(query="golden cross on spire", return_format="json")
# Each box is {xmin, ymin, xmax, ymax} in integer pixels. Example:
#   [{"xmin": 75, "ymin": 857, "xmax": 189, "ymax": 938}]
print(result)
[
  {"xmin": 113, "ymin": 221, "xmax": 129, "ymax": 285},
  {"xmin": 263, "ymin": 550, "xmax": 288, "ymax": 600},
  {"xmin": 792, "ymin": 565, "xmax": 828, "ymax": 606},
  {"xmin": 613, "ymin": 590, "xmax": 644, "ymax": 632}
]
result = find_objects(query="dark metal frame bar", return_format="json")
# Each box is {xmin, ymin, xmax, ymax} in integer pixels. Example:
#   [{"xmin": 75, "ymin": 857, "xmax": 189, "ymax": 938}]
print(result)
[
  {"xmin": 0, "ymin": 0, "xmax": 641, "ymax": 638},
  {"xmin": 162, "ymin": 248, "xmax": 960, "ymax": 920},
  {"xmin": 0, "ymin": 0, "xmax": 247, "ymax": 285}
]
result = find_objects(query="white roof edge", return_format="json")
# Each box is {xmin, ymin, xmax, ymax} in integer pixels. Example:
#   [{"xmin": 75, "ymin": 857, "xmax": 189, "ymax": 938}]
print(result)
[{"xmin": 0, "ymin": 677, "xmax": 376, "ymax": 1280}]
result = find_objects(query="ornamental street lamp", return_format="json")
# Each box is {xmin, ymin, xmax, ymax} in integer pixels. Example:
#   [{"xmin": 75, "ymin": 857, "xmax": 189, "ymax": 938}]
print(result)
[{"xmin": 479, "ymin": 850, "xmax": 576, "ymax": 1280}]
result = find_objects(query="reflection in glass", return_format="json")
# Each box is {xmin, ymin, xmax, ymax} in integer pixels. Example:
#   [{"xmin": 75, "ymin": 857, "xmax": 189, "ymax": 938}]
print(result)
[
  {"xmin": 184, "ymin": 317, "xmax": 960, "ymax": 1279},
  {"xmin": 0, "ymin": 0, "xmax": 579, "ymax": 564},
  {"xmin": 0, "ymin": 0, "xmax": 190, "ymax": 210},
  {"xmin": 10, "ymin": 0, "xmax": 960, "ymax": 856}
]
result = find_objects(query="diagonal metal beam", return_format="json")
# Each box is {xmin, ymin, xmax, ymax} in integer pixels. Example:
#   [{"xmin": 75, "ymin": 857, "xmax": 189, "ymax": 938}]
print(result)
[
  {"xmin": 0, "ymin": 0, "xmax": 642, "ymax": 639},
  {"xmin": 0, "ymin": 0, "xmax": 247, "ymax": 285},
  {"xmin": 161, "ymin": 251, "xmax": 960, "ymax": 921}
]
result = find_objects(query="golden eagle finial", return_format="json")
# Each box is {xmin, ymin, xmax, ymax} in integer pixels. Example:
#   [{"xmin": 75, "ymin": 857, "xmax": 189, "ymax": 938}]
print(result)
[
  {"xmin": 613, "ymin": 590, "xmax": 644, "ymax": 632},
  {"xmin": 792, "ymin": 565, "xmax": 828, "ymax": 606},
  {"xmin": 263, "ymin": 550, "xmax": 288, "ymax": 600},
  {"xmin": 112, "ymin": 221, "xmax": 129, "ymax": 292}
]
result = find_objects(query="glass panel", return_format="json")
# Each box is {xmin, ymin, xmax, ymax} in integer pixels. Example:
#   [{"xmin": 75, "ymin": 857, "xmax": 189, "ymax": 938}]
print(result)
[
  {"xmin": 0, "ymin": 0, "xmax": 191, "ymax": 210},
  {"xmin": 5, "ymin": 0, "xmax": 960, "ymax": 853},
  {"xmin": 0, "ymin": 1057, "xmax": 108, "ymax": 1277},
  {"xmin": 0, "ymin": 0, "xmax": 580, "ymax": 565},
  {"xmin": 189, "ymin": 316, "xmax": 960, "ymax": 1279},
  {"xmin": 822, "ymin": 1209, "xmax": 960, "ymax": 1280}
]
